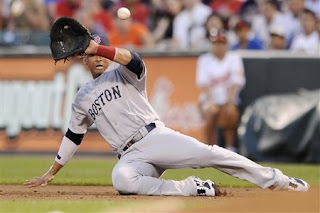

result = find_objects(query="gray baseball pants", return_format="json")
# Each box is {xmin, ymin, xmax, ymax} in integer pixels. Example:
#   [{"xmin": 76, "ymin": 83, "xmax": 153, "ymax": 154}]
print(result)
[{"xmin": 112, "ymin": 124, "xmax": 290, "ymax": 196}]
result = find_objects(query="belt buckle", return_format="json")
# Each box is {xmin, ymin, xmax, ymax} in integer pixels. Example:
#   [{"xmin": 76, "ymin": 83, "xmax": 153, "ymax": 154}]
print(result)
[
  {"xmin": 122, "ymin": 123, "xmax": 156, "ymax": 152},
  {"xmin": 122, "ymin": 141, "xmax": 132, "ymax": 152},
  {"xmin": 122, "ymin": 133, "xmax": 142, "ymax": 152}
]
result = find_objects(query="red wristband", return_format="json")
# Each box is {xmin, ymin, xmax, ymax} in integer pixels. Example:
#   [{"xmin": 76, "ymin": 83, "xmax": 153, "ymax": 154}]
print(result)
[{"xmin": 96, "ymin": 45, "xmax": 116, "ymax": 60}]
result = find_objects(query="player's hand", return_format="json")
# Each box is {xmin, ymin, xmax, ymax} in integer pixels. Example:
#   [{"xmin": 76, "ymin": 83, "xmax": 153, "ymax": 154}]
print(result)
[
  {"xmin": 85, "ymin": 40, "xmax": 99, "ymax": 55},
  {"xmin": 24, "ymin": 173, "xmax": 54, "ymax": 188}
]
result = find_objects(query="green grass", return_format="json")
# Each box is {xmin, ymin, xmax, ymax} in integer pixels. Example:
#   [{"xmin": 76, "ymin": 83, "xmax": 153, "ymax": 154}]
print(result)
[
  {"xmin": 0, "ymin": 156, "xmax": 319, "ymax": 187},
  {"xmin": 0, "ymin": 199, "xmax": 212, "ymax": 213},
  {"xmin": 0, "ymin": 156, "xmax": 116, "ymax": 185},
  {"xmin": 0, "ymin": 200, "xmax": 122, "ymax": 213},
  {"xmin": 0, "ymin": 156, "xmax": 319, "ymax": 212}
]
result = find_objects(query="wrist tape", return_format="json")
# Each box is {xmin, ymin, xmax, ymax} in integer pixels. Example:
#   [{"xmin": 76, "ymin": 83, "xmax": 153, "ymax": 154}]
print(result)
[
  {"xmin": 55, "ymin": 136, "xmax": 78, "ymax": 166},
  {"xmin": 96, "ymin": 45, "xmax": 116, "ymax": 60}
]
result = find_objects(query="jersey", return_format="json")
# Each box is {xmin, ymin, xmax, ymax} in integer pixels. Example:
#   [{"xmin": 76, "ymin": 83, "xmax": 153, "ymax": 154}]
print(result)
[
  {"xmin": 68, "ymin": 61, "xmax": 160, "ymax": 153},
  {"xmin": 196, "ymin": 52, "xmax": 245, "ymax": 105}
]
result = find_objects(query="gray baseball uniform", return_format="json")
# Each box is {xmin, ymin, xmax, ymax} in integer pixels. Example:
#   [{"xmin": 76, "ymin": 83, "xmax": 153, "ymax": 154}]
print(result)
[{"xmin": 67, "ymin": 55, "xmax": 290, "ymax": 196}]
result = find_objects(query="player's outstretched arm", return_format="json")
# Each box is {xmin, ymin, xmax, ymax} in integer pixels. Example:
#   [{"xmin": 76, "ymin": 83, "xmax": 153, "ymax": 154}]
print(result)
[
  {"xmin": 24, "ymin": 161, "xmax": 63, "ymax": 188},
  {"xmin": 24, "ymin": 131, "xmax": 82, "ymax": 188}
]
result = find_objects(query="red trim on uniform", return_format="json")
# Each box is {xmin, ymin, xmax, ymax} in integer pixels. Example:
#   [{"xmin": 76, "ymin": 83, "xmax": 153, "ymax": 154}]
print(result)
[{"xmin": 96, "ymin": 45, "xmax": 116, "ymax": 60}]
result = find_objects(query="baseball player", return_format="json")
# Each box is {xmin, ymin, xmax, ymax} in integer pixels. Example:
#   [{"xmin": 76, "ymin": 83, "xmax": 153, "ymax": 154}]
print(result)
[{"xmin": 24, "ymin": 29, "xmax": 310, "ymax": 196}]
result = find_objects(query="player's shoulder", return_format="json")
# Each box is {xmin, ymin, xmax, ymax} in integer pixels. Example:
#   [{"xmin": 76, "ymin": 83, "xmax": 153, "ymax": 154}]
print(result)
[{"xmin": 74, "ymin": 81, "xmax": 94, "ymax": 101}]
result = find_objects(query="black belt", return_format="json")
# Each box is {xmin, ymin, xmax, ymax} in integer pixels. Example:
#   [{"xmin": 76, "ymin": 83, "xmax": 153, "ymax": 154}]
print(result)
[{"xmin": 122, "ymin": 123, "xmax": 156, "ymax": 152}]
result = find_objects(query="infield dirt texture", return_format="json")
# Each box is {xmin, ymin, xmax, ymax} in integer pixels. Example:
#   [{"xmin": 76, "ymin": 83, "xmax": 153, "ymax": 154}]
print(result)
[
  {"xmin": 1, "ymin": 185, "xmax": 319, "ymax": 212},
  {"xmin": 0, "ymin": 156, "xmax": 319, "ymax": 212}
]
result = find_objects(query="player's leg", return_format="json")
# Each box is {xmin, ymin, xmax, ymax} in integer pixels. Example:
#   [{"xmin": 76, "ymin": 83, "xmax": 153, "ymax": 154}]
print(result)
[
  {"xmin": 134, "ymin": 125, "xmax": 307, "ymax": 191},
  {"xmin": 112, "ymin": 153, "xmax": 214, "ymax": 196}
]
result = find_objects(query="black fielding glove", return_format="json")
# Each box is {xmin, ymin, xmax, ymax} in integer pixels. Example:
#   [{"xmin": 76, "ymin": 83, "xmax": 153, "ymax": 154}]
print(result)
[{"xmin": 50, "ymin": 17, "xmax": 92, "ymax": 63}]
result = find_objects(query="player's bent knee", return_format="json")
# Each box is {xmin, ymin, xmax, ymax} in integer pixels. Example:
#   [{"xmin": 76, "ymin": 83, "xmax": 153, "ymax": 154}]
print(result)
[
  {"xmin": 113, "ymin": 179, "xmax": 140, "ymax": 195},
  {"xmin": 112, "ymin": 168, "xmax": 140, "ymax": 195}
]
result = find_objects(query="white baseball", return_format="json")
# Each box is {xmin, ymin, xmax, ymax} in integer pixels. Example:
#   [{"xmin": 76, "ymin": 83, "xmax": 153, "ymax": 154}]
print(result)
[{"xmin": 117, "ymin": 7, "xmax": 131, "ymax": 20}]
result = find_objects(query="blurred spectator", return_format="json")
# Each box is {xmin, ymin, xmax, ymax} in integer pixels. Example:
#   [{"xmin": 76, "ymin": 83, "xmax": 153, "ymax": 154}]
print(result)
[
  {"xmin": 151, "ymin": 0, "xmax": 183, "ymax": 50},
  {"xmin": 83, "ymin": 0, "xmax": 113, "ymax": 33},
  {"xmin": 1, "ymin": 0, "xmax": 10, "ymax": 29},
  {"xmin": 290, "ymin": 8, "xmax": 320, "ymax": 54},
  {"xmin": 101, "ymin": 0, "xmax": 115, "ymax": 10},
  {"xmin": 205, "ymin": 13, "xmax": 225, "ymax": 37},
  {"xmin": 9, "ymin": 0, "xmax": 49, "ymax": 31},
  {"xmin": 202, "ymin": 0, "xmax": 211, "ymax": 5},
  {"xmin": 109, "ymin": 15, "xmax": 154, "ymax": 50},
  {"xmin": 148, "ymin": 0, "xmax": 166, "ymax": 31},
  {"xmin": 199, "ymin": 13, "xmax": 237, "ymax": 50},
  {"xmin": 0, "ymin": 0, "xmax": 50, "ymax": 46},
  {"xmin": 251, "ymin": 0, "xmax": 287, "ymax": 47},
  {"xmin": 305, "ymin": 0, "xmax": 320, "ymax": 18},
  {"xmin": 196, "ymin": 31, "xmax": 245, "ymax": 151},
  {"xmin": 75, "ymin": 8, "xmax": 109, "ymax": 46},
  {"xmin": 44, "ymin": 0, "xmax": 60, "ymax": 25},
  {"xmin": 173, "ymin": 0, "xmax": 211, "ymax": 49},
  {"xmin": 0, "ymin": 1, "xmax": 2, "ymax": 29},
  {"xmin": 210, "ymin": 0, "xmax": 244, "ymax": 18},
  {"xmin": 238, "ymin": 0, "xmax": 259, "ymax": 23},
  {"xmin": 283, "ymin": 0, "xmax": 304, "ymax": 46},
  {"xmin": 231, "ymin": 20, "xmax": 264, "ymax": 50},
  {"xmin": 269, "ymin": 26, "xmax": 287, "ymax": 49},
  {"xmin": 114, "ymin": 0, "xmax": 149, "ymax": 25},
  {"xmin": 54, "ymin": 0, "xmax": 82, "ymax": 19},
  {"xmin": 226, "ymin": 15, "xmax": 241, "ymax": 47}
]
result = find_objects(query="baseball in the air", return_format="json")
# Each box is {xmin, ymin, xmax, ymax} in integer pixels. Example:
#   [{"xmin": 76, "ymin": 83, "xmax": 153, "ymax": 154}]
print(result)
[{"xmin": 117, "ymin": 7, "xmax": 131, "ymax": 20}]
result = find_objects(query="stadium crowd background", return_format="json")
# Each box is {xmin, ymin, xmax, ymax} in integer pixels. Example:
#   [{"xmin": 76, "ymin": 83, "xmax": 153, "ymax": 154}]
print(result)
[{"xmin": 0, "ymin": 0, "xmax": 319, "ymax": 53}]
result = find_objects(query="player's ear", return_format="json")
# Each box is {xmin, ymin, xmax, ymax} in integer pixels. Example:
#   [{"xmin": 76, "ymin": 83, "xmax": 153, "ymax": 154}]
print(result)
[{"xmin": 83, "ymin": 56, "xmax": 87, "ymax": 65}]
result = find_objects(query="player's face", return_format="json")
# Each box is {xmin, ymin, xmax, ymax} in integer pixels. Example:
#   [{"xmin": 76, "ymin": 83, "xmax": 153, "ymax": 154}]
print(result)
[{"xmin": 84, "ymin": 55, "xmax": 111, "ymax": 78}]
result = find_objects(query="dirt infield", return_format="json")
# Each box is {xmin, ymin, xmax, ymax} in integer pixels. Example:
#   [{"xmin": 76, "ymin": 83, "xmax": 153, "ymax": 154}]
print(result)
[{"xmin": 1, "ymin": 185, "xmax": 319, "ymax": 212}]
